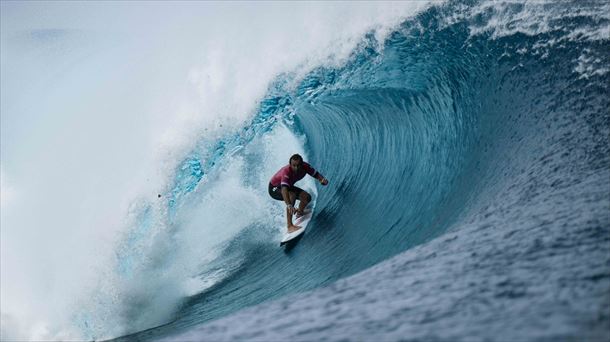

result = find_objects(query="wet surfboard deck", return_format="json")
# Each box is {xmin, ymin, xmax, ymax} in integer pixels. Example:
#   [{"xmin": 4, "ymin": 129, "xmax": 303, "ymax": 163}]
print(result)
[{"xmin": 280, "ymin": 209, "xmax": 313, "ymax": 246}]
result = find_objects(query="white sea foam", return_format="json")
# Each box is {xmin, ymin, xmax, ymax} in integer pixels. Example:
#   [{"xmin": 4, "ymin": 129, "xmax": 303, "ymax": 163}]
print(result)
[
  {"xmin": 463, "ymin": 0, "xmax": 610, "ymax": 41},
  {"xmin": 439, "ymin": 0, "xmax": 609, "ymax": 79}
]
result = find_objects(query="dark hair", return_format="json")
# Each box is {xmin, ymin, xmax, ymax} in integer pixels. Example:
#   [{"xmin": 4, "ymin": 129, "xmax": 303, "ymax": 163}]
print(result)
[{"xmin": 289, "ymin": 154, "xmax": 303, "ymax": 164}]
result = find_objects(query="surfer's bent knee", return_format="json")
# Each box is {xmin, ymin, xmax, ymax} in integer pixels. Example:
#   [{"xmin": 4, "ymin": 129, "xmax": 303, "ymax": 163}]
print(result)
[{"xmin": 302, "ymin": 192, "xmax": 311, "ymax": 202}]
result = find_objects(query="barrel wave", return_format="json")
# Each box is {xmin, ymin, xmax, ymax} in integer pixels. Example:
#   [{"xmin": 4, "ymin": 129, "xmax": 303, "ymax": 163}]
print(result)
[{"xmin": 83, "ymin": 1, "xmax": 610, "ymax": 340}]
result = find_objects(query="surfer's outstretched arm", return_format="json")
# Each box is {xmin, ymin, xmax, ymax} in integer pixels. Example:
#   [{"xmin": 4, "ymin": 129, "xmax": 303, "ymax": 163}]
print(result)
[
  {"xmin": 304, "ymin": 163, "xmax": 328, "ymax": 186},
  {"xmin": 313, "ymin": 171, "xmax": 328, "ymax": 185},
  {"xmin": 317, "ymin": 174, "xmax": 328, "ymax": 185}
]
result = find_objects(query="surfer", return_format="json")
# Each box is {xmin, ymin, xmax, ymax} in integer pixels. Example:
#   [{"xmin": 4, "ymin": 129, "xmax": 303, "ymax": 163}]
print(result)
[{"xmin": 269, "ymin": 154, "xmax": 328, "ymax": 233}]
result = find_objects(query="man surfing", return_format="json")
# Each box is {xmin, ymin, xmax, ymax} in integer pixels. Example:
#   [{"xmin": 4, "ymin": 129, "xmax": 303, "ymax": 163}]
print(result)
[{"xmin": 269, "ymin": 154, "xmax": 328, "ymax": 233}]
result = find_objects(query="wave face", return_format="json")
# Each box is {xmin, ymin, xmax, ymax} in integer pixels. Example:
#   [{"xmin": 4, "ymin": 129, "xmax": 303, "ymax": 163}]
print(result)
[{"xmin": 96, "ymin": 0, "xmax": 610, "ymax": 340}]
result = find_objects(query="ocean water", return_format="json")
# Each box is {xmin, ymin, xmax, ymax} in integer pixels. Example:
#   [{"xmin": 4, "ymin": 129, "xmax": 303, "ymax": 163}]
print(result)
[{"xmin": 1, "ymin": 1, "xmax": 608, "ymax": 341}]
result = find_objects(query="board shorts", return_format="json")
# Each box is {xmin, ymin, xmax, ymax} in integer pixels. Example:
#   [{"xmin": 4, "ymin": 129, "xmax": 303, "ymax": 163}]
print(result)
[{"xmin": 268, "ymin": 183, "xmax": 305, "ymax": 201}]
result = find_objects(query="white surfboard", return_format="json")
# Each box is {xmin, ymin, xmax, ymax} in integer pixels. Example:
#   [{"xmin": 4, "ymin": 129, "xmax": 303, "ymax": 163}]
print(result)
[{"xmin": 280, "ymin": 209, "xmax": 313, "ymax": 246}]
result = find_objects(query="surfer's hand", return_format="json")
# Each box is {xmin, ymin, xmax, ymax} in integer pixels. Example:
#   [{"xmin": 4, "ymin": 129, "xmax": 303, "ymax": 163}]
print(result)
[{"xmin": 320, "ymin": 177, "xmax": 328, "ymax": 186}]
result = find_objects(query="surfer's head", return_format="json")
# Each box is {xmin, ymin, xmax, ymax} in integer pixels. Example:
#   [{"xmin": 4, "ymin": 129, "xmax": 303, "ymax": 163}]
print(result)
[{"xmin": 289, "ymin": 154, "xmax": 303, "ymax": 172}]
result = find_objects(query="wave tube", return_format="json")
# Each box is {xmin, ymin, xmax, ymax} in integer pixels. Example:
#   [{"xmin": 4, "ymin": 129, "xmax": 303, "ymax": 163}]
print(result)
[{"xmin": 117, "ymin": 1, "xmax": 609, "ymax": 340}]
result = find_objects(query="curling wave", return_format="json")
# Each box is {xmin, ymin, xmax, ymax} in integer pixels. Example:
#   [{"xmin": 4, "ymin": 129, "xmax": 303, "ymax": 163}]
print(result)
[{"xmin": 98, "ymin": 0, "xmax": 609, "ymax": 340}]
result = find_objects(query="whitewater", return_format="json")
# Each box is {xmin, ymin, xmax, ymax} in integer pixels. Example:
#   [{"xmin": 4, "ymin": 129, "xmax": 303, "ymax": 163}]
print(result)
[{"xmin": 1, "ymin": 1, "xmax": 608, "ymax": 341}]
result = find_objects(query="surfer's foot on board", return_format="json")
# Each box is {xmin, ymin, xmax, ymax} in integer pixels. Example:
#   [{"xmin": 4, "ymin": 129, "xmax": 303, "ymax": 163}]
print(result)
[{"xmin": 287, "ymin": 225, "xmax": 302, "ymax": 233}]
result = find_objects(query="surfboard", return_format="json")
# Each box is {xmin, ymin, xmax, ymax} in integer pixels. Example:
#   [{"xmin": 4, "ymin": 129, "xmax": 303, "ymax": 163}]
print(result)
[{"xmin": 280, "ymin": 209, "xmax": 313, "ymax": 246}]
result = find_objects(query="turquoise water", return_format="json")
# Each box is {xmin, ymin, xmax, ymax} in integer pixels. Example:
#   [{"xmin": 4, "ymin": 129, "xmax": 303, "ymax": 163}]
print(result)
[{"xmin": 95, "ymin": 1, "xmax": 610, "ymax": 340}]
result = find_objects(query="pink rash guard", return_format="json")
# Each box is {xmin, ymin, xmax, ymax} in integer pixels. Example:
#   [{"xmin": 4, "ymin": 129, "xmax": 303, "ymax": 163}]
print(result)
[{"xmin": 270, "ymin": 162, "xmax": 319, "ymax": 187}]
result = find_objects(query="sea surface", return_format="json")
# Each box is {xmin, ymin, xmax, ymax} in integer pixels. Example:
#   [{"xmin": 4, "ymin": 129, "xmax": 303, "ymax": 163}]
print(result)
[{"xmin": 1, "ymin": 1, "xmax": 608, "ymax": 341}]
